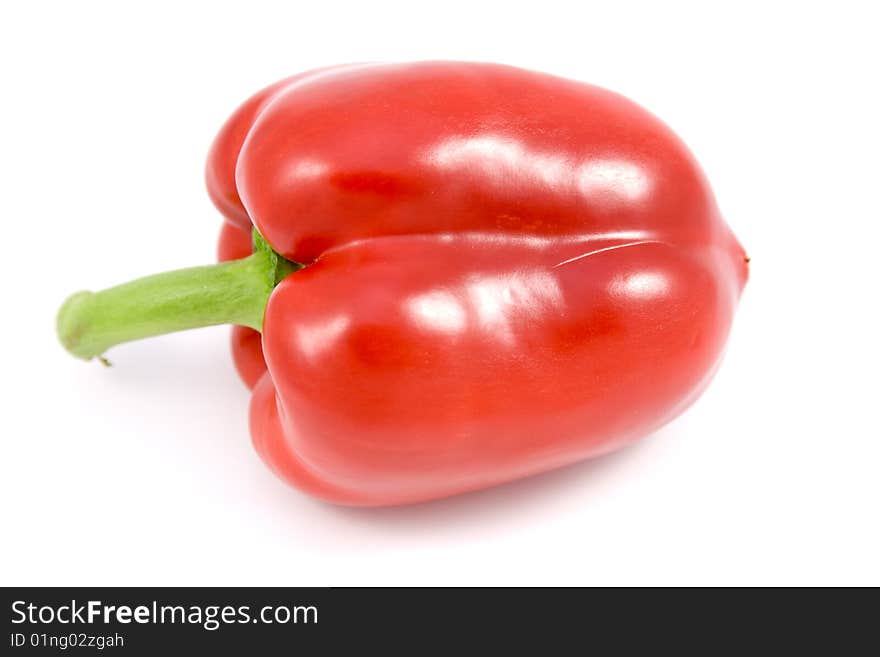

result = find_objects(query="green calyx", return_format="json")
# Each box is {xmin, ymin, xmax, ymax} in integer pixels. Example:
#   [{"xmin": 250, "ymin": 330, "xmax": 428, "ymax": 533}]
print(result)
[{"xmin": 57, "ymin": 229, "xmax": 301, "ymax": 362}]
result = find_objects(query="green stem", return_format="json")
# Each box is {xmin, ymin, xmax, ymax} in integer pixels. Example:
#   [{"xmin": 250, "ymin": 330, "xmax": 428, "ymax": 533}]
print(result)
[{"xmin": 57, "ymin": 230, "xmax": 300, "ymax": 361}]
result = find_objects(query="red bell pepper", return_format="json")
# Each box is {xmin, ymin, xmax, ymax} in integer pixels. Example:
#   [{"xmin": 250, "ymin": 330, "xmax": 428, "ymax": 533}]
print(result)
[{"xmin": 57, "ymin": 62, "xmax": 748, "ymax": 506}]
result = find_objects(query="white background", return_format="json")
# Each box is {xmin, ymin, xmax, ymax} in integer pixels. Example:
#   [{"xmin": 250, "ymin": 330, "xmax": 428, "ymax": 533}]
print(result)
[{"xmin": 2, "ymin": 1, "xmax": 877, "ymax": 586}]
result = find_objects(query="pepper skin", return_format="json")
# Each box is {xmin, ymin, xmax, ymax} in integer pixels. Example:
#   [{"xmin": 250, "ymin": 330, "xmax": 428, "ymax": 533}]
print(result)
[{"xmin": 60, "ymin": 62, "xmax": 748, "ymax": 506}]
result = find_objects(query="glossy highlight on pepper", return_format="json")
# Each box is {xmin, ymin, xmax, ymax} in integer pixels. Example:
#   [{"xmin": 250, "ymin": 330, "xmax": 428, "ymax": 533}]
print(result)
[{"xmin": 59, "ymin": 62, "xmax": 748, "ymax": 506}]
